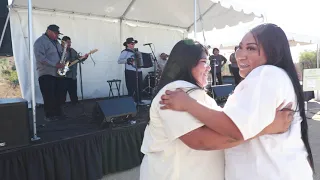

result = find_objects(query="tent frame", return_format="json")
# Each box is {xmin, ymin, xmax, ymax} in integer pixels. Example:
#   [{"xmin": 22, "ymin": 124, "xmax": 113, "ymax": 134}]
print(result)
[{"xmin": 2, "ymin": 0, "xmax": 266, "ymax": 140}]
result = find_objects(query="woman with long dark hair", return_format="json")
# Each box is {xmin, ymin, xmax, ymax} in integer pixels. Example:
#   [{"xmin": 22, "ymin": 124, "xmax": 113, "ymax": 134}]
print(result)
[
  {"xmin": 160, "ymin": 24, "xmax": 314, "ymax": 179},
  {"xmin": 140, "ymin": 39, "xmax": 292, "ymax": 180}
]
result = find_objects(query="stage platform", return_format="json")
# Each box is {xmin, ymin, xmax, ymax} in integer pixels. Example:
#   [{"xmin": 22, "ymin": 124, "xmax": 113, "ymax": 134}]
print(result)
[{"xmin": 0, "ymin": 97, "xmax": 149, "ymax": 180}]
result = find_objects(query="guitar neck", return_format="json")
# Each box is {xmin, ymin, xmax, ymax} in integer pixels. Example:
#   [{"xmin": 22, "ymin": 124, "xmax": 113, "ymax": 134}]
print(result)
[
  {"xmin": 68, "ymin": 56, "xmax": 87, "ymax": 67},
  {"xmin": 68, "ymin": 49, "xmax": 97, "ymax": 68}
]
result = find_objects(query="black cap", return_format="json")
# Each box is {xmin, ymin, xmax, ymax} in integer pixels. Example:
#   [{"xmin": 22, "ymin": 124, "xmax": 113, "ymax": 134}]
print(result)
[
  {"xmin": 123, "ymin": 37, "xmax": 138, "ymax": 46},
  {"xmin": 47, "ymin": 24, "xmax": 63, "ymax": 35}
]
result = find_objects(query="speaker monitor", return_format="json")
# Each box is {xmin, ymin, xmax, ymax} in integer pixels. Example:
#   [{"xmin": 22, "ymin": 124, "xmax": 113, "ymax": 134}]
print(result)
[
  {"xmin": 212, "ymin": 84, "xmax": 235, "ymax": 98},
  {"xmin": 0, "ymin": 98, "xmax": 30, "ymax": 151},
  {"xmin": 93, "ymin": 97, "xmax": 137, "ymax": 127}
]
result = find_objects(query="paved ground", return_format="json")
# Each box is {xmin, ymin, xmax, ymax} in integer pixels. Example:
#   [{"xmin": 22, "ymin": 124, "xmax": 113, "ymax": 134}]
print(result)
[
  {"xmin": 100, "ymin": 100, "xmax": 320, "ymax": 180},
  {"xmin": 306, "ymin": 100, "xmax": 320, "ymax": 179}
]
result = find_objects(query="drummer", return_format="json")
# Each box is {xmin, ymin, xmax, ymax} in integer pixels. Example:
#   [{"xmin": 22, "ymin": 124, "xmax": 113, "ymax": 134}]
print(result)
[{"xmin": 158, "ymin": 53, "xmax": 169, "ymax": 71}]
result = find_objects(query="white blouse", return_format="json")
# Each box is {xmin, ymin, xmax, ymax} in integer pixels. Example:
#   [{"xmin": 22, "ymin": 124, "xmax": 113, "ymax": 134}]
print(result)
[
  {"xmin": 223, "ymin": 65, "xmax": 313, "ymax": 180},
  {"xmin": 140, "ymin": 80, "xmax": 224, "ymax": 180}
]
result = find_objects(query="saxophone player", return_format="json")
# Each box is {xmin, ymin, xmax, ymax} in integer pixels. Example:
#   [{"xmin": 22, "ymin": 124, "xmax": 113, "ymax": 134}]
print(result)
[
  {"xmin": 34, "ymin": 24, "xmax": 65, "ymax": 121},
  {"xmin": 118, "ymin": 37, "xmax": 144, "ymax": 104}
]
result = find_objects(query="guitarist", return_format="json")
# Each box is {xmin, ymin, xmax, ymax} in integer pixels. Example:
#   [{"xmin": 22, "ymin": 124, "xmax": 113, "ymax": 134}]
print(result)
[{"xmin": 58, "ymin": 36, "xmax": 88, "ymax": 106}]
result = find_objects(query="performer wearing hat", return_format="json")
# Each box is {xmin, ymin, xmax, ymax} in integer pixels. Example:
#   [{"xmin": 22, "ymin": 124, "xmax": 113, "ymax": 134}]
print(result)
[
  {"xmin": 34, "ymin": 24, "xmax": 65, "ymax": 121},
  {"xmin": 118, "ymin": 37, "xmax": 143, "ymax": 103}
]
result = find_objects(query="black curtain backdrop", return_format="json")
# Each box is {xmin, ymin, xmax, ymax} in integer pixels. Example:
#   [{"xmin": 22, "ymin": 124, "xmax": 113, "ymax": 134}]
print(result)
[
  {"xmin": 0, "ymin": 122, "xmax": 147, "ymax": 180},
  {"xmin": 0, "ymin": 0, "xmax": 13, "ymax": 56}
]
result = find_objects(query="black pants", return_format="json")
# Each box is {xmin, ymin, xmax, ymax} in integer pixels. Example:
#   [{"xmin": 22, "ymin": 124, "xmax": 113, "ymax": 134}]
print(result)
[
  {"xmin": 216, "ymin": 72, "xmax": 222, "ymax": 85},
  {"xmin": 230, "ymin": 67, "xmax": 242, "ymax": 86},
  {"xmin": 125, "ymin": 70, "xmax": 143, "ymax": 102},
  {"xmin": 211, "ymin": 69, "xmax": 223, "ymax": 85},
  {"xmin": 57, "ymin": 77, "xmax": 78, "ymax": 105},
  {"xmin": 38, "ymin": 75, "xmax": 61, "ymax": 118}
]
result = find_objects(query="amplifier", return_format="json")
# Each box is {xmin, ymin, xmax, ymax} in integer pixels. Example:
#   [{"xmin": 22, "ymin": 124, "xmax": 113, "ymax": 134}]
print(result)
[{"xmin": 0, "ymin": 98, "xmax": 30, "ymax": 150}]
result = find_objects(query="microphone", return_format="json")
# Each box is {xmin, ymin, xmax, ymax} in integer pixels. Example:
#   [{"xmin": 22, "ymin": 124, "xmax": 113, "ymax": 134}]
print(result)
[{"xmin": 143, "ymin": 43, "xmax": 152, "ymax": 46}]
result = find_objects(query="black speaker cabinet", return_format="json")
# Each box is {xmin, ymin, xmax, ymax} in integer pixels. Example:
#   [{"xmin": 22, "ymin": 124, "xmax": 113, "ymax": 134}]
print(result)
[
  {"xmin": 92, "ymin": 97, "xmax": 137, "ymax": 127},
  {"xmin": 0, "ymin": 98, "xmax": 30, "ymax": 151},
  {"xmin": 211, "ymin": 84, "xmax": 235, "ymax": 98}
]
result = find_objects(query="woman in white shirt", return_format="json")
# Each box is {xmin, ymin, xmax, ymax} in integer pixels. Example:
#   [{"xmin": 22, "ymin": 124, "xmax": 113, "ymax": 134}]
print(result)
[
  {"xmin": 160, "ymin": 24, "xmax": 314, "ymax": 179},
  {"xmin": 140, "ymin": 39, "xmax": 292, "ymax": 180}
]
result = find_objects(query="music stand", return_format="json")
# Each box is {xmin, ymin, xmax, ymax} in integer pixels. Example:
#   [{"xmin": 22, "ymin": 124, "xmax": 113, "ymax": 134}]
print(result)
[
  {"xmin": 145, "ymin": 44, "xmax": 159, "ymax": 77},
  {"xmin": 77, "ymin": 60, "xmax": 91, "ymax": 118}
]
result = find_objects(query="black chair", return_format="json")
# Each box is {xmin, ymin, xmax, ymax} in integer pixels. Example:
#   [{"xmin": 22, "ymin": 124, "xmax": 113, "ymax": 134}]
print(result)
[{"xmin": 107, "ymin": 79, "xmax": 121, "ymax": 98}]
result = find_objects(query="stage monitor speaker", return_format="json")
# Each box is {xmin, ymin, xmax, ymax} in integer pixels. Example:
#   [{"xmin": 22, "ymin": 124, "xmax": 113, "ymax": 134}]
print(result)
[
  {"xmin": 212, "ymin": 84, "xmax": 235, "ymax": 98},
  {"xmin": 92, "ymin": 97, "xmax": 137, "ymax": 127},
  {"xmin": 0, "ymin": 98, "xmax": 30, "ymax": 151}
]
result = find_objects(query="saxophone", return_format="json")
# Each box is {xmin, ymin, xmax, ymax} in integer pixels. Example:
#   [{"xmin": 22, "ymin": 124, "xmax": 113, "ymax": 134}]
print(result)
[{"xmin": 57, "ymin": 41, "xmax": 69, "ymax": 76}]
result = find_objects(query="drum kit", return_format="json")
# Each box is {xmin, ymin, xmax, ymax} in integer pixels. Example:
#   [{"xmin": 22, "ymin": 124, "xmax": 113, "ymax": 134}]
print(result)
[{"xmin": 142, "ymin": 71, "xmax": 156, "ymax": 97}]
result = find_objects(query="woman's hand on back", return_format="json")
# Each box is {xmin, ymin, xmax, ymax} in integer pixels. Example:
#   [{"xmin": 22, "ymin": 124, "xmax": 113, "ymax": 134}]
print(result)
[
  {"xmin": 263, "ymin": 102, "xmax": 294, "ymax": 135},
  {"xmin": 160, "ymin": 89, "xmax": 195, "ymax": 111}
]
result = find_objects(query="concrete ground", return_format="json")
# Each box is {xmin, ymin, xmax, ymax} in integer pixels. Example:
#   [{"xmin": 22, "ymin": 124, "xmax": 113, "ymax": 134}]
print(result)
[
  {"xmin": 306, "ymin": 100, "xmax": 320, "ymax": 179},
  {"xmin": 101, "ymin": 100, "xmax": 320, "ymax": 180}
]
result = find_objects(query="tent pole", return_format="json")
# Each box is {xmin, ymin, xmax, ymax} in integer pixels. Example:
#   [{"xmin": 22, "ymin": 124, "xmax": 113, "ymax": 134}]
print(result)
[
  {"xmin": 317, "ymin": 44, "xmax": 319, "ymax": 68},
  {"xmin": 120, "ymin": 19, "xmax": 123, "ymax": 52},
  {"xmin": 120, "ymin": 19, "xmax": 126, "ymax": 95},
  {"xmin": 316, "ymin": 44, "xmax": 320, "ymax": 101},
  {"xmin": 0, "ymin": 9, "xmax": 10, "ymax": 49},
  {"xmin": 194, "ymin": 0, "xmax": 197, "ymax": 40},
  {"xmin": 28, "ymin": 0, "xmax": 40, "ymax": 141}
]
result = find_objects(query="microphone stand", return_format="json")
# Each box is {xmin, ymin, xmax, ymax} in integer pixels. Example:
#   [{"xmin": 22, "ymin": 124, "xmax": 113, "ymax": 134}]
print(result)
[
  {"xmin": 77, "ymin": 59, "xmax": 90, "ymax": 118},
  {"xmin": 133, "ymin": 49, "xmax": 145, "ymax": 109},
  {"xmin": 145, "ymin": 44, "xmax": 158, "ymax": 73},
  {"xmin": 135, "ymin": 63, "xmax": 141, "ymax": 105},
  {"xmin": 211, "ymin": 58, "xmax": 217, "ymax": 99},
  {"xmin": 79, "ymin": 61, "xmax": 84, "ymax": 100},
  {"xmin": 213, "ymin": 58, "xmax": 217, "ymax": 86}
]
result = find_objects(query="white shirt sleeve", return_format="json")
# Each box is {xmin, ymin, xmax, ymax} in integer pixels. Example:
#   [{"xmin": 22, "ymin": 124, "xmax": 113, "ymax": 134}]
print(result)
[
  {"xmin": 223, "ymin": 66, "xmax": 285, "ymax": 140},
  {"xmin": 158, "ymin": 89, "xmax": 206, "ymax": 141}
]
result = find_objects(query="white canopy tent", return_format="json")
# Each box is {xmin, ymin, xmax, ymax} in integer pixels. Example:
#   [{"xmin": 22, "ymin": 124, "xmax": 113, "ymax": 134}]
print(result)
[
  {"xmin": 10, "ymin": 0, "xmax": 261, "ymax": 33},
  {"xmin": 6, "ymin": 0, "xmax": 261, "ymax": 139},
  {"xmin": 8, "ymin": 0, "xmax": 262, "ymax": 104},
  {"xmin": 193, "ymin": 18, "xmax": 320, "ymax": 50}
]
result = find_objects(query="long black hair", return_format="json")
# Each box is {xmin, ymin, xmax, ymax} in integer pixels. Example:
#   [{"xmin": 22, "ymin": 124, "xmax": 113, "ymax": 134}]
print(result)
[
  {"xmin": 154, "ymin": 39, "xmax": 208, "ymax": 96},
  {"xmin": 250, "ymin": 23, "xmax": 314, "ymax": 171}
]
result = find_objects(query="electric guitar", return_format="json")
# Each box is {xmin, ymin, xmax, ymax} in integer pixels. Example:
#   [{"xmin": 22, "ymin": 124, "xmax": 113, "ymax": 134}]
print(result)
[{"xmin": 57, "ymin": 49, "xmax": 98, "ymax": 76}]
